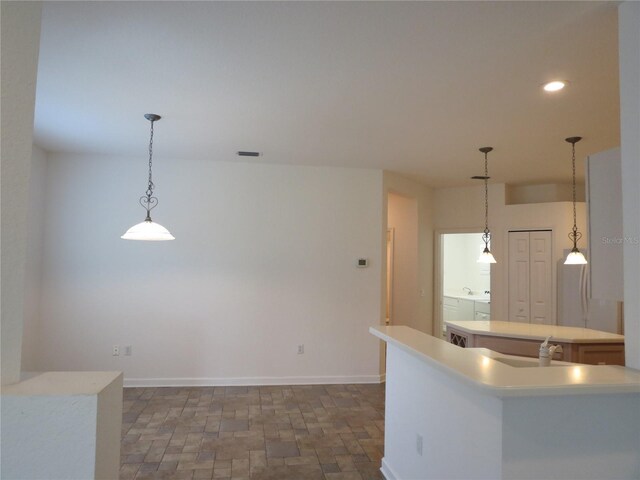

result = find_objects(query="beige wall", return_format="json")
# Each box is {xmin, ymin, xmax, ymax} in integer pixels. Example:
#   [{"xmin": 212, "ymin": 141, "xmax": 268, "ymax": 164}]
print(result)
[
  {"xmin": 31, "ymin": 155, "xmax": 384, "ymax": 385},
  {"xmin": 0, "ymin": 1, "xmax": 42, "ymax": 385},
  {"xmin": 383, "ymin": 172, "xmax": 433, "ymax": 334},
  {"xmin": 387, "ymin": 193, "xmax": 419, "ymax": 327},
  {"xmin": 22, "ymin": 145, "xmax": 48, "ymax": 371}
]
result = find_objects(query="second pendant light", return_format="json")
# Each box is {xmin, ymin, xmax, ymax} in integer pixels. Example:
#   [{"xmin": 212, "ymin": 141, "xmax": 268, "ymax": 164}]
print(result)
[{"xmin": 475, "ymin": 147, "xmax": 496, "ymax": 264}]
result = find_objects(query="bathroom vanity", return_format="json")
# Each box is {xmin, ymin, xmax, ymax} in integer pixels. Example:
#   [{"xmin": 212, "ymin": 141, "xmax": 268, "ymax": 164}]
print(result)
[
  {"xmin": 445, "ymin": 320, "xmax": 625, "ymax": 365},
  {"xmin": 370, "ymin": 325, "xmax": 640, "ymax": 480}
]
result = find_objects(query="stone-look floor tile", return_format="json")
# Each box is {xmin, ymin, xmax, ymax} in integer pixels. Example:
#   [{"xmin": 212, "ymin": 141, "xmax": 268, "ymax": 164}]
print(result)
[
  {"xmin": 124, "ymin": 454, "xmax": 147, "ymax": 464},
  {"xmin": 197, "ymin": 451, "xmax": 216, "ymax": 462},
  {"xmin": 322, "ymin": 462, "xmax": 342, "ymax": 473},
  {"xmin": 120, "ymin": 463, "xmax": 141, "ymax": 480},
  {"xmin": 284, "ymin": 455, "xmax": 319, "ymax": 466},
  {"xmin": 177, "ymin": 460, "xmax": 214, "ymax": 471},
  {"xmin": 249, "ymin": 450, "xmax": 267, "ymax": 467},
  {"xmin": 265, "ymin": 441, "xmax": 300, "ymax": 458},
  {"xmin": 162, "ymin": 453, "xmax": 197, "ymax": 463},
  {"xmin": 231, "ymin": 458, "xmax": 250, "ymax": 476},
  {"xmin": 121, "ymin": 384, "xmax": 384, "ymax": 480},
  {"xmin": 356, "ymin": 462, "xmax": 384, "ymax": 480},
  {"xmin": 325, "ymin": 471, "xmax": 364, "ymax": 480},
  {"xmin": 193, "ymin": 468, "xmax": 214, "ymax": 479},
  {"xmin": 336, "ymin": 454, "xmax": 358, "ymax": 472},
  {"xmin": 220, "ymin": 419, "xmax": 249, "ymax": 432},
  {"xmin": 266, "ymin": 457, "xmax": 284, "ymax": 466},
  {"xmin": 157, "ymin": 461, "xmax": 178, "ymax": 471},
  {"xmin": 213, "ymin": 467, "xmax": 232, "ymax": 478}
]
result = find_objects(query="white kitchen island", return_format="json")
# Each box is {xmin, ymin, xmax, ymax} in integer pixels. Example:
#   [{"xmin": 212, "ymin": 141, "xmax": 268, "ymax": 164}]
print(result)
[{"xmin": 370, "ymin": 325, "xmax": 640, "ymax": 480}]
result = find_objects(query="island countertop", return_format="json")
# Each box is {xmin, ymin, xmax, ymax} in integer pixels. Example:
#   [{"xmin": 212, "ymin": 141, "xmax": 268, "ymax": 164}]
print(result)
[
  {"xmin": 370, "ymin": 325, "xmax": 640, "ymax": 396},
  {"xmin": 445, "ymin": 320, "xmax": 624, "ymax": 344}
]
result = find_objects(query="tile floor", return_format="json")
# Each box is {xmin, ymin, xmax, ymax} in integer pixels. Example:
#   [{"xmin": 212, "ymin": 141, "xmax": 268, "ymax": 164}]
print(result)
[{"xmin": 120, "ymin": 384, "xmax": 385, "ymax": 480}]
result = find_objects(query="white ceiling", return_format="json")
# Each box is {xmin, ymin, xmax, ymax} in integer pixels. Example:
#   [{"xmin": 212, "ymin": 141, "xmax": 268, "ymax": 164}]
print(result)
[{"xmin": 34, "ymin": 1, "xmax": 620, "ymax": 187}]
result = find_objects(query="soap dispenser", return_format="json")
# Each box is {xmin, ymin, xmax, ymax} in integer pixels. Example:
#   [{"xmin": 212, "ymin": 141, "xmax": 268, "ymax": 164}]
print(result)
[
  {"xmin": 539, "ymin": 337, "xmax": 563, "ymax": 366},
  {"xmin": 539, "ymin": 336, "xmax": 552, "ymax": 367}
]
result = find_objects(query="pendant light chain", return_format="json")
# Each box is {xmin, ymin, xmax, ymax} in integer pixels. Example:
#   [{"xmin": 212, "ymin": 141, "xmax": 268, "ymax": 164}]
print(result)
[
  {"xmin": 566, "ymin": 136, "xmax": 582, "ymax": 250},
  {"xmin": 146, "ymin": 119, "xmax": 155, "ymax": 200},
  {"xmin": 571, "ymin": 140, "xmax": 578, "ymax": 236},
  {"xmin": 475, "ymin": 146, "xmax": 495, "ymax": 263},
  {"xmin": 139, "ymin": 115, "xmax": 160, "ymax": 222},
  {"xmin": 484, "ymin": 150, "xmax": 489, "ymax": 236}
]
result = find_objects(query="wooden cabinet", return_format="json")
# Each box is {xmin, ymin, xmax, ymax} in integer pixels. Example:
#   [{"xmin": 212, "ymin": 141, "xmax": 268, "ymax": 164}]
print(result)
[
  {"xmin": 508, "ymin": 230, "xmax": 553, "ymax": 324},
  {"xmin": 446, "ymin": 325, "xmax": 625, "ymax": 366}
]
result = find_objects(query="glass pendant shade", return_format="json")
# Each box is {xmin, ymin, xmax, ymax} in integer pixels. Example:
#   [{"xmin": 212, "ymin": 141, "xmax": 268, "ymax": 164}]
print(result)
[
  {"xmin": 121, "ymin": 220, "xmax": 175, "ymax": 241},
  {"xmin": 478, "ymin": 247, "xmax": 497, "ymax": 264},
  {"xmin": 564, "ymin": 249, "xmax": 587, "ymax": 265}
]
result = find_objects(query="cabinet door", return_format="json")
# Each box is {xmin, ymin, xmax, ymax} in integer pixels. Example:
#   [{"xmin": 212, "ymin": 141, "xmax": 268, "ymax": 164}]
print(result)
[
  {"xmin": 443, "ymin": 296, "xmax": 459, "ymax": 322},
  {"xmin": 508, "ymin": 231, "xmax": 553, "ymax": 324},
  {"xmin": 458, "ymin": 299, "xmax": 475, "ymax": 321},
  {"xmin": 474, "ymin": 301, "xmax": 490, "ymax": 315},
  {"xmin": 509, "ymin": 232, "xmax": 530, "ymax": 323},
  {"xmin": 529, "ymin": 230, "xmax": 553, "ymax": 324}
]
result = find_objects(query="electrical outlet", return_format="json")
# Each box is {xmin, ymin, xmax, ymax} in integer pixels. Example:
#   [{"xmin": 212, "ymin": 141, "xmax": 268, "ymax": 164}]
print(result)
[
  {"xmin": 416, "ymin": 434, "xmax": 423, "ymax": 455},
  {"xmin": 297, "ymin": 344, "xmax": 304, "ymax": 355},
  {"xmin": 124, "ymin": 345, "xmax": 132, "ymax": 356},
  {"xmin": 112, "ymin": 345, "xmax": 120, "ymax": 356}
]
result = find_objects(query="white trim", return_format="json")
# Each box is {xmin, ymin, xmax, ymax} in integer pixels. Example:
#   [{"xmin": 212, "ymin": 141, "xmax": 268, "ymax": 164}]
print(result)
[
  {"xmin": 379, "ymin": 373, "xmax": 386, "ymax": 383},
  {"xmin": 380, "ymin": 458, "xmax": 398, "ymax": 480},
  {"xmin": 124, "ymin": 374, "xmax": 384, "ymax": 388}
]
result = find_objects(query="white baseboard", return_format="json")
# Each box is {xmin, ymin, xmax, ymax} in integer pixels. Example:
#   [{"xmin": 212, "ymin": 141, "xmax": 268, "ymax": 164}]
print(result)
[
  {"xmin": 124, "ymin": 374, "xmax": 385, "ymax": 388},
  {"xmin": 380, "ymin": 458, "xmax": 398, "ymax": 480}
]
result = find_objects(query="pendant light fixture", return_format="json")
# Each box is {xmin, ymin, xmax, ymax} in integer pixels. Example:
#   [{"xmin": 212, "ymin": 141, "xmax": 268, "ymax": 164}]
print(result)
[
  {"xmin": 564, "ymin": 136, "xmax": 587, "ymax": 264},
  {"xmin": 475, "ymin": 147, "xmax": 497, "ymax": 264},
  {"xmin": 121, "ymin": 114, "xmax": 175, "ymax": 241}
]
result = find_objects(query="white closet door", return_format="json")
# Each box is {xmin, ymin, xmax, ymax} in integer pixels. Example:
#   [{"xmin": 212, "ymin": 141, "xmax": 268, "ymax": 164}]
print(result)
[
  {"xmin": 508, "ymin": 232, "xmax": 530, "ymax": 323},
  {"xmin": 529, "ymin": 230, "xmax": 553, "ymax": 324}
]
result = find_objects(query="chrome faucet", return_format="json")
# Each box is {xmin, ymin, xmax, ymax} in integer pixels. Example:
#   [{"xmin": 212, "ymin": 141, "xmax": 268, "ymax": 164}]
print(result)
[{"xmin": 462, "ymin": 287, "xmax": 472, "ymax": 295}]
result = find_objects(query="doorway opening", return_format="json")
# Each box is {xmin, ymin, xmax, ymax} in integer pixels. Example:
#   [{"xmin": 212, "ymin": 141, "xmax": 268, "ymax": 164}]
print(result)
[
  {"xmin": 386, "ymin": 228, "xmax": 394, "ymax": 325},
  {"xmin": 386, "ymin": 193, "xmax": 418, "ymax": 327},
  {"xmin": 436, "ymin": 232, "xmax": 491, "ymax": 338}
]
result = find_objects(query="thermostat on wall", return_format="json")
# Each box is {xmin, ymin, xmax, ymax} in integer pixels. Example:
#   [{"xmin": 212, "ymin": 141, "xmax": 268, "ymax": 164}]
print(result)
[{"xmin": 357, "ymin": 258, "xmax": 369, "ymax": 268}]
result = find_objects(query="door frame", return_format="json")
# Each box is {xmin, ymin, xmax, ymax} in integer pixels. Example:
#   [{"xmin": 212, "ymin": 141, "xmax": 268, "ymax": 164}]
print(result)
[
  {"xmin": 386, "ymin": 228, "xmax": 395, "ymax": 325},
  {"xmin": 433, "ymin": 227, "xmax": 485, "ymax": 337}
]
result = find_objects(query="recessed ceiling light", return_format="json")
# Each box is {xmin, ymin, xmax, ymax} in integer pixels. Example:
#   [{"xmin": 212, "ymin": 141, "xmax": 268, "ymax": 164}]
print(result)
[{"xmin": 543, "ymin": 81, "xmax": 566, "ymax": 92}]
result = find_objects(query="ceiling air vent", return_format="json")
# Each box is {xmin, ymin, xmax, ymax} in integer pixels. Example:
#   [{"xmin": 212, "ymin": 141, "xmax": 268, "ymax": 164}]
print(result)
[{"xmin": 237, "ymin": 151, "xmax": 261, "ymax": 157}]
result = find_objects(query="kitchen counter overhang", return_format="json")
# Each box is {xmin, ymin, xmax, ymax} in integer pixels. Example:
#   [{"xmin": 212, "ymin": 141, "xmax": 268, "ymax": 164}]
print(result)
[
  {"xmin": 371, "ymin": 325, "xmax": 639, "ymax": 397},
  {"xmin": 371, "ymin": 325, "xmax": 640, "ymax": 480}
]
